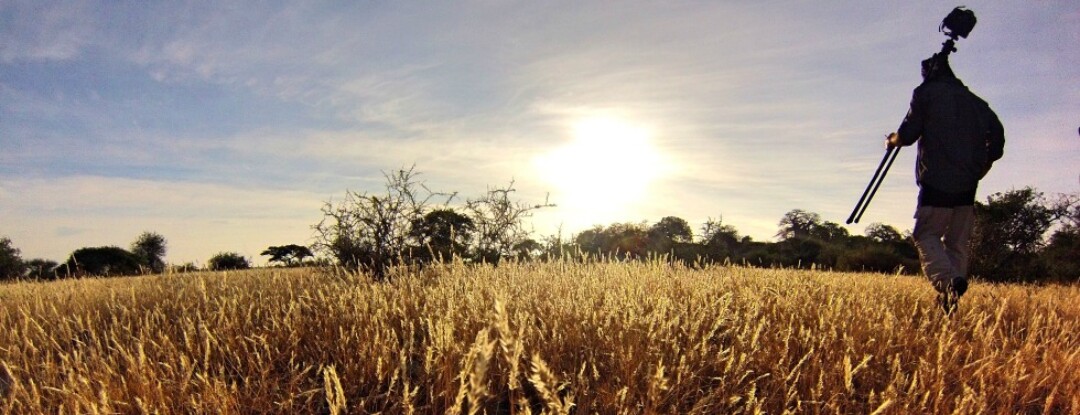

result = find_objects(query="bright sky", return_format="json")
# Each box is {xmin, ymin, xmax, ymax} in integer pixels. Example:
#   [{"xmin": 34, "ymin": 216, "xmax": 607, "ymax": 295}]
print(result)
[{"xmin": 1, "ymin": 2, "xmax": 1077, "ymax": 265}]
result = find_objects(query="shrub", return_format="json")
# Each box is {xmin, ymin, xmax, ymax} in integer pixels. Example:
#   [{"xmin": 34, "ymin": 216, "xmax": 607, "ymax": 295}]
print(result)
[
  {"xmin": 207, "ymin": 252, "xmax": 250, "ymax": 271},
  {"xmin": 836, "ymin": 245, "xmax": 917, "ymax": 274},
  {"xmin": 62, "ymin": 246, "xmax": 143, "ymax": 277}
]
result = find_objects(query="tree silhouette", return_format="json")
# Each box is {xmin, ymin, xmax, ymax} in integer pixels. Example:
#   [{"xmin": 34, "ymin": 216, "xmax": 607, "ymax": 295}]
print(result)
[
  {"xmin": 261, "ymin": 244, "xmax": 314, "ymax": 267},
  {"xmin": 512, "ymin": 238, "xmax": 544, "ymax": 261},
  {"xmin": 1041, "ymin": 197, "xmax": 1079, "ymax": 281},
  {"xmin": 24, "ymin": 259, "xmax": 59, "ymax": 280},
  {"xmin": 131, "ymin": 231, "xmax": 167, "ymax": 273},
  {"xmin": 63, "ymin": 247, "xmax": 143, "ymax": 277},
  {"xmin": 1041, "ymin": 226, "xmax": 1079, "ymax": 282},
  {"xmin": 777, "ymin": 209, "xmax": 822, "ymax": 240},
  {"xmin": 649, "ymin": 216, "xmax": 693, "ymax": 244},
  {"xmin": 408, "ymin": 208, "xmax": 474, "ymax": 262},
  {"xmin": 970, "ymin": 187, "xmax": 1070, "ymax": 282},
  {"xmin": 865, "ymin": 223, "xmax": 903, "ymax": 243},
  {"xmin": 809, "ymin": 221, "xmax": 849, "ymax": 243},
  {"xmin": 575, "ymin": 222, "xmax": 650, "ymax": 259},
  {"xmin": 0, "ymin": 237, "xmax": 24, "ymax": 280},
  {"xmin": 700, "ymin": 217, "xmax": 740, "ymax": 260},
  {"xmin": 208, "ymin": 252, "xmax": 250, "ymax": 271}
]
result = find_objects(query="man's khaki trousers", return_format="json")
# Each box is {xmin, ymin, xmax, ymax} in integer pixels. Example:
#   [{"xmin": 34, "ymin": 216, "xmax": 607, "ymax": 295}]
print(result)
[{"xmin": 912, "ymin": 205, "xmax": 975, "ymax": 291}]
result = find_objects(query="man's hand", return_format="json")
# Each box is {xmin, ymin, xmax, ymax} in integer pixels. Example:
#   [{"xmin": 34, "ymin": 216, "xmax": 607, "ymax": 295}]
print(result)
[{"xmin": 886, "ymin": 132, "xmax": 902, "ymax": 149}]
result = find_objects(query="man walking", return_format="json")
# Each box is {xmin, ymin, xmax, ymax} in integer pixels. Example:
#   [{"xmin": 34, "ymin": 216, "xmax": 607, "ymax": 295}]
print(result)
[{"xmin": 886, "ymin": 53, "xmax": 1005, "ymax": 314}]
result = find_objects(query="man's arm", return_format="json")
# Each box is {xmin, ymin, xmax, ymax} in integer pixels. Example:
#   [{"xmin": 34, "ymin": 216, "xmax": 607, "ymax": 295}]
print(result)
[{"xmin": 889, "ymin": 89, "xmax": 924, "ymax": 148}]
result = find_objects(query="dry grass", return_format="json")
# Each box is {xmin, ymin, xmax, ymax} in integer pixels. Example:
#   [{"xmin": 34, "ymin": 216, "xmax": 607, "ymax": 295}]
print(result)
[{"xmin": 0, "ymin": 261, "xmax": 1077, "ymax": 414}]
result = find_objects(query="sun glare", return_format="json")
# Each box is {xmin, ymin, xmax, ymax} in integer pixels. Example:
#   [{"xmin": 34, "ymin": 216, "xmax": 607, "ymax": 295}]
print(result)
[{"xmin": 534, "ymin": 117, "xmax": 669, "ymax": 226}]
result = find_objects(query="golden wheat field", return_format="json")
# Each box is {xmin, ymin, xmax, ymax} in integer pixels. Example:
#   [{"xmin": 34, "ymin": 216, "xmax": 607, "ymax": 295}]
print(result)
[{"xmin": 0, "ymin": 261, "xmax": 1077, "ymax": 414}]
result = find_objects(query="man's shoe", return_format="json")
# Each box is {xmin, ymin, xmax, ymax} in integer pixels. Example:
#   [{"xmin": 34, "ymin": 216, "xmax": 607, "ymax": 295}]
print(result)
[
  {"xmin": 952, "ymin": 277, "xmax": 968, "ymax": 297},
  {"xmin": 937, "ymin": 277, "xmax": 967, "ymax": 316}
]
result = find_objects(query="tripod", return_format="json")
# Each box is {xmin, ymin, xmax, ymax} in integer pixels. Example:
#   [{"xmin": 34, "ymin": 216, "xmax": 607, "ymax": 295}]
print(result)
[{"xmin": 845, "ymin": 145, "xmax": 900, "ymax": 225}]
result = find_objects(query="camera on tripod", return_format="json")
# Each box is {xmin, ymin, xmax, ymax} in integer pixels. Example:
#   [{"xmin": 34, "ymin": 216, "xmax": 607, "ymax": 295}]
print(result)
[
  {"xmin": 939, "ymin": 7, "xmax": 977, "ymax": 54},
  {"xmin": 941, "ymin": 7, "xmax": 976, "ymax": 40}
]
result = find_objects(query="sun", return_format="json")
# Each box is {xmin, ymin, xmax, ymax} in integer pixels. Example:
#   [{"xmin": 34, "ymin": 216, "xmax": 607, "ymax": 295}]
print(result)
[{"xmin": 534, "ymin": 116, "xmax": 669, "ymax": 226}]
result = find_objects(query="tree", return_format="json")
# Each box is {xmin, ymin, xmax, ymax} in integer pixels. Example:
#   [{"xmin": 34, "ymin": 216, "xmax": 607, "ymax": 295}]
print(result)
[
  {"xmin": 1041, "ymin": 226, "xmax": 1080, "ymax": 282},
  {"xmin": 511, "ymin": 238, "xmax": 544, "ymax": 261},
  {"xmin": 1039, "ymin": 193, "xmax": 1080, "ymax": 282},
  {"xmin": 777, "ymin": 209, "xmax": 822, "ymax": 240},
  {"xmin": 261, "ymin": 244, "xmax": 314, "ymax": 267},
  {"xmin": 970, "ymin": 188, "xmax": 1069, "ymax": 282},
  {"xmin": 649, "ymin": 216, "xmax": 693, "ymax": 244},
  {"xmin": 646, "ymin": 216, "xmax": 693, "ymax": 254},
  {"xmin": 0, "ymin": 237, "xmax": 25, "ymax": 280},
  {"xmin": 408, "ymin": 208, "xmax": 475, "ymax": 262},
  {"xmin": 865, "ymin": 223, "xmax": 903, "ymax": 243},
  {"xmin": 24, "ymin": 259, "xmax": 59, "ymax": 280},
  {"xmin": 208, "ymin": 252, "xmax": 250, "ymax": 271},
  {"xmin": 700, "ymin": 217, "xmax": 741, "ymax": 260},
  {"xmin": 775, "ymin": 237, "xmax": 823, "ymax": 268},
  {"xmin": 809, "ymin": 221, "xmax": 849, "ymax": 243},
  {"xmin": 131, "ymin": 231, "xmax": 167, "ymax": 273},
  {"xmin": 463, "ymin": 181, "xmax": 553, "ymax": 264},
  {"xmin": 574, "ymin": 222, "xmax": 650, "ymax": 260},
  {"xmin": 313, "ymin": 167, "xmax": 449, "ymax": 280},
  {"xmin": 62, "ymin": 247, "xmax": 143, "ymax": 277}
]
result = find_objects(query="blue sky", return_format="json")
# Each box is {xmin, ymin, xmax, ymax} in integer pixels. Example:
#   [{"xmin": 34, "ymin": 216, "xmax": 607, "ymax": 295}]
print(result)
[{"xmin": 1, "ymin": 1, "xmax": 1077, "ymax": 265}]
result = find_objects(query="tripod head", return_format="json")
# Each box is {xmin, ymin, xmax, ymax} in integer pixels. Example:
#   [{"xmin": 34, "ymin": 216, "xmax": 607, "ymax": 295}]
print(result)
[{"xmin": 938, "ymin": 7, "xmax": 977, "ymax": 56}]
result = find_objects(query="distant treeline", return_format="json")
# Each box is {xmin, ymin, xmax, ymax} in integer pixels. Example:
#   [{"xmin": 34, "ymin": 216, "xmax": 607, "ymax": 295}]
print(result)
[
  {"xmin": 547, "ymin": 186, "xmax": 1078, "ymax": 285},
  {"xmin": 1, "ymin": 170, "xmax": 1076, "ymax": 284}
]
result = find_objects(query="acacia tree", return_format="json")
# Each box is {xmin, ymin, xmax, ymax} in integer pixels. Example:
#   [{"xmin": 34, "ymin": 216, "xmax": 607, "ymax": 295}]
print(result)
[
  {"xmin": 131, "ymin": 231, "xmax": 167, "ymax": 273},
  {"xmin": 261, "ymin": 244, "xmax": 314, "ymax": 267}
]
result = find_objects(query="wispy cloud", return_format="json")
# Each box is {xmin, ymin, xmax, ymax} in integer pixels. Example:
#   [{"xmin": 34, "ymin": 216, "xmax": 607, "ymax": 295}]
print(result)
[{"xmin": 0, "ymin": 2, "xmax": 97, "ymax": 62}]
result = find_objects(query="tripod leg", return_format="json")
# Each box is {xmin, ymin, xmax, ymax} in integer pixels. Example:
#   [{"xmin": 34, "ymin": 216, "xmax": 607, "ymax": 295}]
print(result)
[
  {"xmin": 846, "ymin": 147, "xmax": 896, "ymax": 224},
  {"xmin": 853, "ymin": 146, "xmax": 900, "ymax": 224}
]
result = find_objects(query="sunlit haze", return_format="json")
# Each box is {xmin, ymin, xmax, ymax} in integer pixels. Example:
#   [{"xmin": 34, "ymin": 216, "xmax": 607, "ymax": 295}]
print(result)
[
  {"xmin": 535, "ymin": 116, "xmax": 673, "ymax": 228},
  {"xmin": 1, "ymin": 1, "xmax": 1076, "ymax": 264}
]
